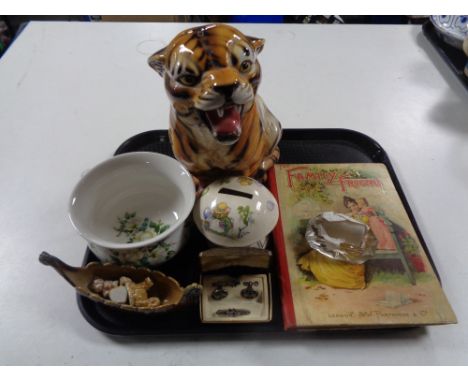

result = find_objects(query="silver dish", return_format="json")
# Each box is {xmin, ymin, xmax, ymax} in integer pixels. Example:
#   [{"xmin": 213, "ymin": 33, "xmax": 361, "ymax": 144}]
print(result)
[{"xmin": 305, "ymin": 212, "xmax": 377, "ymax": 264}]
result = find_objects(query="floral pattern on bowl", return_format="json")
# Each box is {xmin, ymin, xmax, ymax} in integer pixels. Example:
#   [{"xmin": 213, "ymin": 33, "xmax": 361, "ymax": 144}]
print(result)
[
  {"xmin": 114, "ymin": 212, "xmax": 170, "ymax": 243},
  {"xmin": 89, "ymin": 222, "xmax": 187, "ymax": 267},
  {"xmin": 94, "ymin": 212, "xmax": 179, "ymax": 267},
  {"xmin": 109, "ymin": 240, "xmax": 177, "ymax": 267}
]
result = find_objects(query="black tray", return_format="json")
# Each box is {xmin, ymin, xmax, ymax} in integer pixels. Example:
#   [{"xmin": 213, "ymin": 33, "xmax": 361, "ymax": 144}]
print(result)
[
  {"xmin": 77, "ymin": 128, "xmax": 440, "ymax": 335},
  {"xmin": 422, "ymin": 21, "xmax": 468, "ymax": 91}
]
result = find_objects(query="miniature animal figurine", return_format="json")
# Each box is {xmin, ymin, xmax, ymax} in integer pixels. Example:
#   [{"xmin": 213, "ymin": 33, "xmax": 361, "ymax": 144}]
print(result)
[{"xmin": 148, "ymin": 24, "xmax": 281, "ymax": 185}]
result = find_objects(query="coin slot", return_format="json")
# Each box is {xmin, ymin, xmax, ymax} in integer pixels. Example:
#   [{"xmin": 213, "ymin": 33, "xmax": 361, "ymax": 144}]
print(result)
[{"xmin": 218, "ymin": 188, "xmax": 253, "ymax": 199}]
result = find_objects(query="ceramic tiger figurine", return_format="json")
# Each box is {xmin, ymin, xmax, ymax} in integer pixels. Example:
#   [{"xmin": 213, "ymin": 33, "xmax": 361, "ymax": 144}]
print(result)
[{"xmin": 148, "ymin": 24, "xmax": 281, "ymax": 185}]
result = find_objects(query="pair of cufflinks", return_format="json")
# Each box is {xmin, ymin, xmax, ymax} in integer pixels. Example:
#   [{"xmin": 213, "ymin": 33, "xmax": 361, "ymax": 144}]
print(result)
[{"xmin": 211, "ymin": 279, "xmax": 259, "ymax": 301}]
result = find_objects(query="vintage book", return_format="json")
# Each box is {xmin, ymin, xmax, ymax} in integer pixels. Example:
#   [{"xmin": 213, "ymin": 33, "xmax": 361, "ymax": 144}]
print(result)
[{"xmin": 268, "ymin": 163, "xmax": 457, "ymax": 330}]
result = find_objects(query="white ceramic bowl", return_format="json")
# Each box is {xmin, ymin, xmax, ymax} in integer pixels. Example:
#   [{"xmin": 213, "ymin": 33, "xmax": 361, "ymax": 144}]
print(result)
[
  {"xmin": 193, "ymin": 176, "xmax": 279, "ymax": 247},
  {"xmin": 69, "ymin": 152, "xmax": 195, "ymax": 267}
]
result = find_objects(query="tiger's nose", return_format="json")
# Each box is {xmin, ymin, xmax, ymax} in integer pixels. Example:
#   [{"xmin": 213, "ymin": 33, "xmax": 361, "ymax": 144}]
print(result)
[{"xmin": 214, "ymin": 83, "xmax": 239, "ymax": 98}]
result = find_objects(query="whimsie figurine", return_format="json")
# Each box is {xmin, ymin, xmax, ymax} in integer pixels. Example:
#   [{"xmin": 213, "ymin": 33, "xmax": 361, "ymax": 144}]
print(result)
[{"xmin": 148, "ymin": 24, "xmax": 282, "ymax": 185}]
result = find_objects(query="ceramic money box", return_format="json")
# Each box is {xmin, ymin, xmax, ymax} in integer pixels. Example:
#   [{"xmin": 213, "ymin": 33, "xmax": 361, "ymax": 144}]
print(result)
[
  {"xmin": 193, "ymin": 176, "xmax": 278, "ymax": 247},
  {"xmin": 148, "ymin": 24, "xmax": 282, "ymax": 185}
]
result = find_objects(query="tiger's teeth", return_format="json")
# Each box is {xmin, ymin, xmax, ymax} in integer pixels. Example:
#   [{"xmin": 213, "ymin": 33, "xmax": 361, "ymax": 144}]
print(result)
[{"xmin": 217, "ymin": 108, "xmax": 224, "ymax": 118}]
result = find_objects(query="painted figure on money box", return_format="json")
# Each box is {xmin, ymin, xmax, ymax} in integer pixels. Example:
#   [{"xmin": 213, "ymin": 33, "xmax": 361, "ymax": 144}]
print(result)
[{"xmin": 148, "ymin": 24, "xmax": 282, "ymax": 185}]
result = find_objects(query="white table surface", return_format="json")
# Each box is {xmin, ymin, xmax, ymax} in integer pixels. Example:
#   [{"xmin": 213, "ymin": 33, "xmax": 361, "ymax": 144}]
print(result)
[{"xmin": 0, "ymin": 21, "xmax": 467, "ymax": 366}]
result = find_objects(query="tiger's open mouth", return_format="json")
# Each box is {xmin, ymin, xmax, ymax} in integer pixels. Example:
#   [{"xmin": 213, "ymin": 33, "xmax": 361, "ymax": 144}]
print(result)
[{"xmin": 200, "ymin": 104, "xmax": 243, "ymax": 145}]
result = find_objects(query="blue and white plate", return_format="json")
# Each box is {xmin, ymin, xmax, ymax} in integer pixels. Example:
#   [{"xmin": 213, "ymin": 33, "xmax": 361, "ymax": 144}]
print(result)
[{"xmin": 430, "ymin": 15, "xmax": 468, "ymax": 50}]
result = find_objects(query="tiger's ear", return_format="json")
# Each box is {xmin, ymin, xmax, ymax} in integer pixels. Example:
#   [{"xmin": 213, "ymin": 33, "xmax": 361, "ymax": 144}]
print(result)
[
  {"xmin": 248, "ymin": 36, "xmax": 265, "ymax": 55},
  {"xmin": 148, "ymin": 47, "xmax": 166, "ymax": 77}
]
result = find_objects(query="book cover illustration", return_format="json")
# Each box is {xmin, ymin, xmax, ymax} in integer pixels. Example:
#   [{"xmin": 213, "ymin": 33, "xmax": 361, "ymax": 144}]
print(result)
[{"xmin": 270, "ymin": 163, "xmax": 457, "ymax": 329}]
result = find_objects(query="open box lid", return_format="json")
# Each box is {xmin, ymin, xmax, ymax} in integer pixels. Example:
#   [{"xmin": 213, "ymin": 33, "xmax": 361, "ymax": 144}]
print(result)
[{"xmin": 199, "ymin": 247, "xmax": 272, "ymax": 272}]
